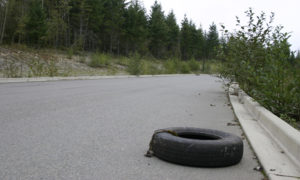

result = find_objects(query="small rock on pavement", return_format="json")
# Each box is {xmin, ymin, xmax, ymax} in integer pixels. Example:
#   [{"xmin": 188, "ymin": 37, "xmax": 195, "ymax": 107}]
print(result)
[{"xmin": 253, "ymin": 166, "xmax": 263, "ymax": 171}]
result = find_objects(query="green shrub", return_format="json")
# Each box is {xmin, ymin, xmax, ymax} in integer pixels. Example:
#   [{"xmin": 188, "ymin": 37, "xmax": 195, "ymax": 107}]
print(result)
[
  {"xmin": 28, "ymin": 59, "xmax": 45, "ymax": 77},
  {"xmin": 45, "ymin": 60, "xmax": 58, "ymax": 77},
  {"xmin": 179, "ymin": 61, "xmax": 191, "ymax": 74},
  {"xmin": 116, "ymin": 57, "xmax": 130, "ymax": 66},
  {"xmin": 163, "ymin": 59, "xmax": 192, "ymax": 74},
  {"xmin": 188, "ymin": 58, "xmax": 200, "ymax": 72},
  {"xmin": 148, "ymin": 63, "xmax": 161, "ymax": 75},
  {"xmin": 127, "ymin": 53, "xmax": 142, "ymax": 75},
  {"xmin": 89, "ymin": 53, "xmax": 110, "ymax": 68},
  {"xmin": 220, "ymin": 8, "xmax": 300, "ymax": 123},
  {"xmin": 280, "ymin": 114, "xmax": 298, "ymax": 129},
  {"xmin": 164, "ymin": 59, "xmax": 183, "ymax": 74},
  {"xmin": 164, "ymin": 59, "xmax": 177, "ymax": 74},
  {"xmin": 67, "ymin": 48, "xmax": 73, "ymax": 59},
  {"xmin": 141, "ymin": 60, "xmax": 161, "ymax": 75}
]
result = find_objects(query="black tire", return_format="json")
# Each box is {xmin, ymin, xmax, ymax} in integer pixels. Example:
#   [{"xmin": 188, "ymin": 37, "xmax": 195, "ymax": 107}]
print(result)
[{"xmin": 151, "ymin": 127, "xmax": 243, "ymax": 167}]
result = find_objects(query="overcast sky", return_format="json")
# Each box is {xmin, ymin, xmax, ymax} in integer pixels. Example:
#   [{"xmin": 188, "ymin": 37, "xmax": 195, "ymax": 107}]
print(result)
[{"xmin": 141, "ymin": 0, "xmax": 300, "ymax": 51}]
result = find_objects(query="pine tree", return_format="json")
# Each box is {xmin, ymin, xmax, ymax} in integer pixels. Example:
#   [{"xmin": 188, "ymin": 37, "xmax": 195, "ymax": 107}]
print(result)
[
  {"xmin": 180, "ymin": 15, "xmax": 190, "ymax": 60},
  {"xmin": 11, "ymin": 0, "xmax": 31, "ymax": 44},
  {"xmin": 189, "ymin": 21, "xmax": 199, "ymax": 59},
  {"xmin": 165, "ymin": 10, "xmax": 180, "ymax": 58},
  {"xmin": 0, "ymin": 0, "xmax": 20, "ymax": 44},
  {"xmin": 148, "ymin": 0, "xmax": 168, "ymax": 59},
  {"xmin": 102, "ymin": 0, "xmax": 126, "ymax": 54},
  {"xmin": 46, "ymin": 0, "xmax": 70, "ymax": 48},
  {"xmin": 25, "ymin": 0, "xmax": 47, "ymax": 46},
  {"xmin": 195, "ymin": 26, "xmax": 205, "ymax": 59},
  {"xmin": 123, "ymin": 0, "xmax": 148, "ymax": 55},
  {"xmin": 180, "ymin": 16, "xmax": 199, "ymax": 60},
  {"xmin": 69, "ymin": 0, "xmax": 92, "ymax": 50},
  {"xmin": 206, "ymin": 22, "xmax": 219, "ymax": 59},
  {"xmin": 85, "ymin": 0, "xmax": 105, "ymax": 50},
  {"xmin": 0, "ymin": 0, "xmax": 9, "ymax": 44}
]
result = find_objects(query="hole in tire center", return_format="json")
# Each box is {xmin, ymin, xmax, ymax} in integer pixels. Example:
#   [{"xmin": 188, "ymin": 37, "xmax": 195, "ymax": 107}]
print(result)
[{"xmin": 178, "ymin": 133, "xmax": 221, "ymax": 140}]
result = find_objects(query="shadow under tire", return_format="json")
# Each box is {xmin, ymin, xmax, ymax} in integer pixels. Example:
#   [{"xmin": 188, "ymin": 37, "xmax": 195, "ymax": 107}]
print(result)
[{"xmin": 151, "ymin": 127, "xmax": 243, "ymax": 167}]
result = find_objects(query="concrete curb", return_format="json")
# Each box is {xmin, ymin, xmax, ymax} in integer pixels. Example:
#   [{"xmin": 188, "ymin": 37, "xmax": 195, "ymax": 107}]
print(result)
[
  {"xmin": 0, "ymin": 74, "xmax": 194, "ymax": 84},
  {"xmin": 229, "ymin": 84, "xmax": 300, "ymax": 180}
]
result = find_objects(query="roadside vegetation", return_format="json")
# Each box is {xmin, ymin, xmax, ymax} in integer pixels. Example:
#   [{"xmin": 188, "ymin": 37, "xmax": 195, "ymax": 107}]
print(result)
[
  {"xmin": 220, "ymin": 8, "xmax": 300, "ymax": 127},
  {"xmin": 0, "ymin": 45, "xmax": 220, "ymax": 77}
]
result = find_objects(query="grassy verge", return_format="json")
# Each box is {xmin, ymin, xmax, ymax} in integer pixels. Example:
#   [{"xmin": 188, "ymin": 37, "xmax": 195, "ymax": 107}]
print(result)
[
  {"xmin": 0, "ymin": 45, "xmax": 220, "ymax": 78},
  {"xmin": 86, "ymin": 52, "xmax": 220, "ymax": 76}
]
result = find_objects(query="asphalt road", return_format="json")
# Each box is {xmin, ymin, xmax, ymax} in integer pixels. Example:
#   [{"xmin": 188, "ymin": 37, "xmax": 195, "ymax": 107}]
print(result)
[{"xmin": 0, "ymin": 75, "xmax": 263, "ymax": 180}]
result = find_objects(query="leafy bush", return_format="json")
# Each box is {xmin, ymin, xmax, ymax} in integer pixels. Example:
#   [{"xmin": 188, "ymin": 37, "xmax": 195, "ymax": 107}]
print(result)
[
  {"xmin": 89, "ymin": 53, "xmax": 110, "ymax": 68},
  {"xmin": 127, "ymin": 53, "xmax": 142, "ymax": 75},
  {"xmin": 200, "ymin": 60, "xmax": 221, "ymax": 74},
  {"xmin": 28, "ymin": 59, "xmax": 45, "ymax": 77},
  {"xmin": 26, "ymin": 58, "xmax": 59, "ymax": 77},
  {"xmin": 164, "ymin": 59, "xmax": 178, "ymax": 74},
  {"xmin": 141, "ymin": 60, "xmax": 161, "ymax": 75},
  {"xmin": 45, "ymin": 60, "xmax": 58, "ymax": 77},
  {"xmin": 163, "ymin": 59, "xmax": 193, "ymax": 74},
  {"xmin": 115, "ymin": 56, "xmax": 130, "ymax": 66},
  {"xmin": 179, "ymin": 61, "xmax": 191, "ymax": 74},
  {"xmin": 220, "ymin": 8, "xmax": 300, "ymax": 123},
  {"xmin": 67, "ymin": 48, "xmax": 74, "ymax": 59},
  {"xmin": 188, "ymin": 58, "xmax": 200, "ymax": 72}
]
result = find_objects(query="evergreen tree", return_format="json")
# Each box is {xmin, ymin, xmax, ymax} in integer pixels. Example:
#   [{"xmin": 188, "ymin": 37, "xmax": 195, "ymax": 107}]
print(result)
[
  {"xmin": 295, "ymin": 50, "xmax": 300, "ymax": 68},
  {"xmin": 13, "ymin": 0, "xmax": 31, "ymax": 44},
  {"xmin": 195, "ymin": 26, "xmax": 205, "ymax": 59},
  {"xmin": 69, "ymin": 0, "xmax": 92, "ymax": 50},
  {"xmin": 180, "ymin": 15, "xmax": 190, "ymax": 60},
  {"xmin": 0, "ymin": 0, "xmax": 9, "ymax": 44},
  {"xmin": 180, "ymin": 16, "xmax": 198, "ymax": 60},
  {"xmin": 206, "ymin": 22, "xmax": 219, "ymax": 59},
  {"xmin": 25, "ymin": 0, "xmax": 47, "ymax": 46},
  {"xmin": 296, "ymin": 51, "xmax": 300, "ymax": 60},
  {"xmin": 102, "ymin": 0, "xmax": 126, "ymax": 54},
  {"xmin": 85, "ymin": 0, "xmax": 105, "ymax": 50},
  {"xmin": 189, "ymin": 21, "xmax": 199, "ymax": 59},
  {"xmin": 46, "ymin": 0, "xmax": 70, "ymax": 48},
  {"xmin": 148, "ymin": 0, "xmax": 167, "ymax": 59},
  {"xmin": 218, "ymin": 35, "xmax": 227, "ymax": 61},
  {"xmin": 165, "ymin": 10, "xmax": 180, "ymax": 58},
  {"xmin": 123, "ymin": 0, "xmax": 148, "ymax": 55}
]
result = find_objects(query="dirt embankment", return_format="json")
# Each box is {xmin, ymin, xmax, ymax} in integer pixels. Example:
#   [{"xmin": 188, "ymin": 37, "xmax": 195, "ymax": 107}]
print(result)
[{"xmin": 0, "ymin": 46, "xmax": 126, "ymax": 78}]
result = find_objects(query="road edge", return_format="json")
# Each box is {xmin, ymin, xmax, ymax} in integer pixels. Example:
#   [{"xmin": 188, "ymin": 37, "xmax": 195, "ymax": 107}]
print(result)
[
  {"xmin": 0, "ymin": 74, "xmax": 195, "ymax": 84},
  {"xmin": 228, "ymin": 84, "xmax": 300, "ymax": 180}
]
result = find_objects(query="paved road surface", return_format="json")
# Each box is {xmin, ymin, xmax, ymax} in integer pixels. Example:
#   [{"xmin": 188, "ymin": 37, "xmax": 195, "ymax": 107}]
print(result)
[{"xmin": 0, "ymin": 75, "xmax": 263, "ymax": 180}]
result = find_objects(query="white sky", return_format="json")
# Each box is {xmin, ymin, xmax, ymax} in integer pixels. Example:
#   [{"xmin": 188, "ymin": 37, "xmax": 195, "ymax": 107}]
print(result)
[{"xmin": 141, "ymin": 0, "xmax": 300, "ymax": 51}]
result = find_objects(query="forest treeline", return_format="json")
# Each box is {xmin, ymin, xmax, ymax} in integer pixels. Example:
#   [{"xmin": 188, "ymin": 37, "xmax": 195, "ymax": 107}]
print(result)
[{"xmin": 0, "ymin": 0, "xmax": 220, "ymax": 60}]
